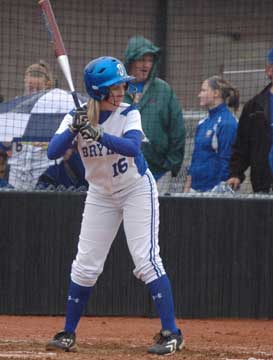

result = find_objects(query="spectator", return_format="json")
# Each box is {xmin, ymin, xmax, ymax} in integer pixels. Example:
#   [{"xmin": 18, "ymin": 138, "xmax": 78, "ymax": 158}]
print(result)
[
  {"xmin": 7, "ymin": 60, "xmax": 78, "ymax": 190},
  {"xmin": 184, "ymin": 76, "xmax": 239, "ymax": 193},
  {"xmin": 0, "ymin": 94, "xmax": 4, "ymax": 103},
  {"xmin": 227, "ymin": 49, "xmax": 273, "ymax": 193},
  {"xmin": 124, "ymin": 36, "xmax": 185, "ymax": 193},
  {"xmin": 36, "ymin": 147, "xmax": 88, "ymax": 191},
  {"xmin": 0, "ymin": 143, "xmax": 13, "ymax": 188},
  {"xmin": 23, "ymin": 60, "xmax": 54, "ymax": 95}
]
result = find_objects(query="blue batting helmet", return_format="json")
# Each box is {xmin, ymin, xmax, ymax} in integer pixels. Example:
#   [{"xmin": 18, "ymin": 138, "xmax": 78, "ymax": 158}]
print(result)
[{"xmin": 84, "ymin": 56, "xmax": 135, "ymax": 100}]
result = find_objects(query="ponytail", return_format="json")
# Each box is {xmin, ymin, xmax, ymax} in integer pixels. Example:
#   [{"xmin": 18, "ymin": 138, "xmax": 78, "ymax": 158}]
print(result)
[
  {"xmin": 226, "ymin": 87, "xmax": 240, "ymax": 111},
  {"xmin": 87, "ymin": 98, "xmax": 100, "ymax": 126},
  {"xmin": 207, "ymin": 76, "xmax": 240, "ymax": 111}
]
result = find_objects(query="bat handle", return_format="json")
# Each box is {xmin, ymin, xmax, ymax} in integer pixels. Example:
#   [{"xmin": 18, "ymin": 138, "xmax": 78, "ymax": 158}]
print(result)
[{"xmin": 71, "ymin": 91, "xmax": 81, "ymax": 109}]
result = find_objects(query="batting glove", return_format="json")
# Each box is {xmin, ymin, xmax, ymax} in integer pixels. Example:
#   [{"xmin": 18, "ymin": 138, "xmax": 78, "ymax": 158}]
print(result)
[
  {"xmin": 80, "ymin": 123, "xmax": 103, "ymax": 142},
  {"xmin": 69, "ymin": 106, "xmax": 88, "ymax": 134}
]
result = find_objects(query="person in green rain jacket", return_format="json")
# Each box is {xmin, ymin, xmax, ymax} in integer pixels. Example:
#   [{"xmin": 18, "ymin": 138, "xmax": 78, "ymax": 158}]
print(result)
[{"xmin": 124, "ymin": 36, "xmax": 185, "ymax": 181}]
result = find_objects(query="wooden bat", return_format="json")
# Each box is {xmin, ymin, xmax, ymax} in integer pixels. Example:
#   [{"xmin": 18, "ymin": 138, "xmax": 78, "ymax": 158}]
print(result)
[{"xmin": 38, "ymin": 0, "xmax": 81, "ymax": 109}]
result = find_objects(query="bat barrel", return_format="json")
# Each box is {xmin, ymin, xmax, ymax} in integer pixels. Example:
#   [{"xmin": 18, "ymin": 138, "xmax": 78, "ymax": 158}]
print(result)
[
  {"xmin": 39, "ymin": 0, "xmax": 66, "ymax": 57},
  {"xmin": 39, "ymin": 0, "xmax": 80, "ymax": 109}
]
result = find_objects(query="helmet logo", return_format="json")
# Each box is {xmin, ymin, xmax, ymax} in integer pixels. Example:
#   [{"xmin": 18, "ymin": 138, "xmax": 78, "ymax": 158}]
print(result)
[{"xmin": 117, "ymin": 63, "xmax": 125, "ymax": 76}]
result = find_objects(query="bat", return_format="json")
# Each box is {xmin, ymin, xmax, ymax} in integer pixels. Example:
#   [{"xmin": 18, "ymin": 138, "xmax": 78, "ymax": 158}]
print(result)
[{"xmin": 38, "ymin": 0, "xmax": 81, "ymax": 109}]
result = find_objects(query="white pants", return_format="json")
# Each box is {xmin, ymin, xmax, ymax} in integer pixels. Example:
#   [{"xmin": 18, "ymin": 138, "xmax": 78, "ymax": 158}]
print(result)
[{"xmin": 71, "ymin": 170, "xmax": 165, "ymax": 287}]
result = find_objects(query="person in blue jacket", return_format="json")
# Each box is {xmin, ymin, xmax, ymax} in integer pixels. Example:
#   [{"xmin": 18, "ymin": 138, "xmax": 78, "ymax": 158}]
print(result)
[
  {"xmin": 184, "ymin": 76, "xmax": 239, "ymax": 193},
  {"xmin": 35, "ymin": 147, "xmax": 88, "ymax": 191}
]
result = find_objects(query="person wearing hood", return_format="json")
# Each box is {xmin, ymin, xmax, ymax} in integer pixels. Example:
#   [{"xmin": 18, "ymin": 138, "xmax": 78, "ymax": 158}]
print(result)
[{"xmin": 124, "ymin": 36, "xmax": 185, "ymax": 191}]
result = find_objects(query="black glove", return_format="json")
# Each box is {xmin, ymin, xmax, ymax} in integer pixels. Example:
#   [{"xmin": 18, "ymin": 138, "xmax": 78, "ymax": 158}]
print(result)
[
  {"xmin": 80, "ymin": 123, "xmax": 103, "ymax": 142},
  {"xmin": 69, "ymin": 106, "xmax": 88, "ymax": 134}
]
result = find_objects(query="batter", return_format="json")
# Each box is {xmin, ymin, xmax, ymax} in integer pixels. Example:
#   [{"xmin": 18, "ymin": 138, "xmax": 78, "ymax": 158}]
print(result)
[{"xmin": 45, "ymin": 56, "xmax": 184, "ymax": 355}]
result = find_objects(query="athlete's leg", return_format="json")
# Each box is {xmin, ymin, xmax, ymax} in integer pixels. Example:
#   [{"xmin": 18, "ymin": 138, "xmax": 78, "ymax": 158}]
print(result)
[
  {"xmin": 122, "ymin": 170, "xmax": 179, "ymax": 333},
  {"xmin": 64, "ymin": 281, "xmax": 93, "ymax": 335},
  {"xmin": 66, "ymin": 189, "xmax": 122, "ymax": 335}
]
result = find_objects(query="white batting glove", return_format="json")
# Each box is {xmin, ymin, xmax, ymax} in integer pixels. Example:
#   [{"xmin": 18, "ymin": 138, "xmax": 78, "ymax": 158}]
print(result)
[
  {"xmin": 69, "ymin": 106, "xmax": 88, "ymax": 134},
  {"xmin": 80, "ymin": 123, "xmax": 103, "ymax": 142}
]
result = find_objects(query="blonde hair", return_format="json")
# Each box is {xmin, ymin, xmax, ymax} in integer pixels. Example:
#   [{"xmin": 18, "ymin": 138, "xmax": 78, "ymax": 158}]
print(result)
[
  {"xmin": 207, "ymin": 76, "xmax": 240, "ymax": 111},
  {"xmin": 25, "ymin": 60, "xmax": 54, "ymax": 89},
  {"xmin": 87, "ymin": 98, "xmax": 100, "ymax": 126}
]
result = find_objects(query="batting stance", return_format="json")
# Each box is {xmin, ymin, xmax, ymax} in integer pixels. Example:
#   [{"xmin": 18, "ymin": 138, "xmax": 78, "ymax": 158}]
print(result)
[{"xmin": 46, "ymin": 56, "xmax": 184, "ymax": 355}]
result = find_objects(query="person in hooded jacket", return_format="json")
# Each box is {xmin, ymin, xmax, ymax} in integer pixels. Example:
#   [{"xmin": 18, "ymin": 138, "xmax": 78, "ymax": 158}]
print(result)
[{"xmin": 124, "ymin": 36, "xmax": 185, "ymax": 188}]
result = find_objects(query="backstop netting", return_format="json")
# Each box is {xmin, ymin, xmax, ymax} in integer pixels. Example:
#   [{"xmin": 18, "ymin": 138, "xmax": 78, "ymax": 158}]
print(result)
[{"xmin": 0, "ymin": 0, "xmax": 272, "ymax": 194}]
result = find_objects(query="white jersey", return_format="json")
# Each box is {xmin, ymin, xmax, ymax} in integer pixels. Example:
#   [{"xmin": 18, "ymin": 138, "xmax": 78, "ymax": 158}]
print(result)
[
  {"xmin": 56, "ymin": 103, "xmax": 147, "ymax": 194},
  {"xmin": 8, "ymin": 141, "xmax": 56, "ymax": 190}
]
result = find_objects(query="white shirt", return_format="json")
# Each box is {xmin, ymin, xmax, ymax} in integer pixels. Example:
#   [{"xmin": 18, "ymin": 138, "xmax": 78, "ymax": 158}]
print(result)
[{"xmin": 56, "ymin": 103, "xmax": 147, "ymax": 194}]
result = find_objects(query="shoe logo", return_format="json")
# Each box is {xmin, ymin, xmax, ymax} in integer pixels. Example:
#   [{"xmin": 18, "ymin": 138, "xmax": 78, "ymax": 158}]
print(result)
[
  {"xmin": 152, "ymin": 292, "xmax": 163, "ymax": 301},
  {"xmin": 166, "ymin": 339, "xmax": 177, "ymax": 353},
  {"xmin": 61, "ymin": 338, "xmax": 73, "ymax": 347},
  {"xmin": 68, "ymin": 296, "xmax": 80, "ymax": 303}
]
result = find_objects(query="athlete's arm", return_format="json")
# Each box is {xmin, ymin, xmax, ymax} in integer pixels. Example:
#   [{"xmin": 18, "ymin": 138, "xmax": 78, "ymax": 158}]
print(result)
[
  {"xmin": 47, "ymin": 129, "xmax": 76, "ymax": 160},
  {"xmin": 100, "ymin": 129, "xmax": 142, "ymax": 157}
]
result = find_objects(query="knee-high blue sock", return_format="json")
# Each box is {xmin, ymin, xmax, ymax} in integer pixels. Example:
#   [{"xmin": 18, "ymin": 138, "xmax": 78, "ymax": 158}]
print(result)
[
  {"xmin": 147, "ymin": 274, "xmax": 178, "ymax": 333},
  {"xmin": 64, "ymin": 280, "xmax": 93, "ymax": 335}
]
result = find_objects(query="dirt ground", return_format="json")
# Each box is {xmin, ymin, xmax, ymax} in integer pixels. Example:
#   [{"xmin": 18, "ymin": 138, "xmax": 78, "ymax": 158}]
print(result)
[{"xmin": 0, "ymin": 316, "xmax": 272, "ymax": 360}]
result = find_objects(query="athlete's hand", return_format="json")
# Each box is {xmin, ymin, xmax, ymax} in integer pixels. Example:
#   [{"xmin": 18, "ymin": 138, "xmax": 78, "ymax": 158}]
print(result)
[
  {"xmin": 226, "ymin": 177, "xmax": 241, "ymax": 190},
  {"xmin": 69, "ymin": 106, "xmax": 88, "ymax": 134},
  {"xmin": 80, "ymin": 123, "xmax": 103, "ymax": 142}
]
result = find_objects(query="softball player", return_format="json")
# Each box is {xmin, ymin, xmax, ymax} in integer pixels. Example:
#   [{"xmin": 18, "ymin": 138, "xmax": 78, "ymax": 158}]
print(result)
[{"xmin": 45, "ymin": 56, "xmax": 184, "ymax": 355}]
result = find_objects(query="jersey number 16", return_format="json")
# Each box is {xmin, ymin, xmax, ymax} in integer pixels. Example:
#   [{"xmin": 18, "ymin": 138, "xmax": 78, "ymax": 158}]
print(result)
[{"xmin": 112, "ymin": 157, "xmax": 128, "ymax": 177}]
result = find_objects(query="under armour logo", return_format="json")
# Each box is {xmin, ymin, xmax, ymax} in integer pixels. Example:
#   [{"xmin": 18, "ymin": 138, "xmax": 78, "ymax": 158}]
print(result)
[
  {"xmin": 61, "ymin": 338, "xmax": 74, "ymax": 346},
  {"xmin": 68, "ymin": 296, "xmax": 80, "ymax": 303},
  {"xmin": 152, "ymin": 292, "xmax": 163, "ymax": 301},
  {"xmin": 166, "ymin": 339, "xmax": 177, "ymax": 353}
]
